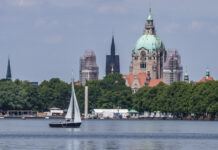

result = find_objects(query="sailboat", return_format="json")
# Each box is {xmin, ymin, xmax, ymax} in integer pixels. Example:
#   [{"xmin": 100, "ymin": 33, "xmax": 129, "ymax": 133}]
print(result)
[{"xmin": 49, "ymin": 72, "xmax": 82, "ymax": 128}]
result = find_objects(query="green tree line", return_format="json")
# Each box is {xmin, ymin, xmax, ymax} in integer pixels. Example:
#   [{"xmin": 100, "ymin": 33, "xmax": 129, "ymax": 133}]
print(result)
[
  {"xmin": 133, "ymin": 81, "xmax": 218, "ymax": 118},
  {"xmin": 0, "ymin": 74, "xmax": 218, "ymax": 118},
  {"xmin": 0, "ymin": 73, "xmax": 132, "ymax": 112}
]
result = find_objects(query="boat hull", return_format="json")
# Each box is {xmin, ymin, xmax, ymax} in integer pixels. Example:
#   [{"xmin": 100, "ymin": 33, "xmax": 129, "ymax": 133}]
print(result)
[{"xmin": 49, "ymin": 122, "xmax": 81, "ymax": 128}]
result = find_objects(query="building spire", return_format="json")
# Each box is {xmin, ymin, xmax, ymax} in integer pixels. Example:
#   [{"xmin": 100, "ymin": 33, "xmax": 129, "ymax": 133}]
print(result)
[
  {"xmin": 184, "ymin": 72, "xmax": 189, "ymax": 82},
  {"xmin": 206, "ymin": 68, "xmax": 210, "ymax": 79},
  {"xmin": 111, "ymin": 35, "xmax": 115, "ymax": 56},
  {"xmin": 147, "ymin": 8, "xmax": 153, "ymax": 21},
  {"xmin": 6, "ymin": 57, "xmax": 12, "ymax": 80},
  {"xmin": 144, "ymin": 8, "xmax": 155, "ymax": 35}
]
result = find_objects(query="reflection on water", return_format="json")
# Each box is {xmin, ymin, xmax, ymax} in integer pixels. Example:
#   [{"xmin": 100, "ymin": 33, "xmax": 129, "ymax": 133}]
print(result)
[
  {"xmin": 0, "ymin": 119, "xmax": 218, "ymax": 150},
  {"xmin": 58, "ymin": 139, "xmax": 218, "ymax": 150}
]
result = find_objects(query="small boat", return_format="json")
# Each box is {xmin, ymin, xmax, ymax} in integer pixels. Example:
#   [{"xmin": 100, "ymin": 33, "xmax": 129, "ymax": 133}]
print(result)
[
  {"xmin": 45, "ymin": 117, "xmax": 49, "ymax": 119},
  {"xmin": 49, "ymin": 72, "xmax": 82, "ymax": 128}
]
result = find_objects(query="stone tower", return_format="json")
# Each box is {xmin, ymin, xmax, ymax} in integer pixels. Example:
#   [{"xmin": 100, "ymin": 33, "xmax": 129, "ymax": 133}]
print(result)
[
  {"xmin": 106, "ymin": 35, "xmax": 120, "ymax": 75},
  {"xmin": 184, "ymin": 72, "xmax": 189, "ymax": 82},
  {"xmin": 163, "ymin": 50, "xmax": 183, "ymax": 85},
  {"xmin": 80, "ymin": 51, "xmax": 99, "ymax": 85},
  {"xmin": 129, "ymin": 9, "xmax": 167, "ymax": 79},
  {"xmin": 206, "ymin": 69, "xmax": 210, "ymax": 79}
]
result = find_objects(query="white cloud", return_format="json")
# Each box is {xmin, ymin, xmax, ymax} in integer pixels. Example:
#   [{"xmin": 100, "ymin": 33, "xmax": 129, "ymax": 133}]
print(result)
[
  {"xmin": 209, "ymin": 25, "xmax": 218, "ymax": 35},
  {"xmin": 190, "ymin": 21, "xmax": 206, "ymax": 31},
  {"xmin": 34, "ymin": 18, "xmax": 46, "ymax": 27},
  {"xmin": 130, "ymin": 23, "xmax": 144, "ymax": 32},
  {"xmin": 163, "ymin": 23, "xmax": 180, "ymax": 33},
  {"xmin": 7, "ymin": 0, "xmax": 94, "ymax": 8},
  {"xmin": 98, "ymin": 5, "xmax": 127, "ymax": 14},
  {"xmin": 10, "ymin": 0, "xmax": 42, "ymax": 7},
  {"xmin": 189, "ymin": 21, "xmax": 218, "ymax": 35},
  {"xmin": 43, "ymin": 35, "xmax": 63, "ymax": 44},
  {"xmin": 34, "ymin": 18, "xmax": 58, "ymax": 28},
  {"xmin": 47, "ymin": 0, "xmax": 92, "ymax": 7}
]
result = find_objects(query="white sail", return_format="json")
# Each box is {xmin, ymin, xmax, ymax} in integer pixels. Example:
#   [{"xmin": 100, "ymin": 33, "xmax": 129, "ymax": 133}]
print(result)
[
  {"xmin": 65, "ymin": 95, "xmax": 73, "ymax": 120},
  {"xmin": 65, "ymin": 73, "xmax": 74, "ymax": 120},
  {"xmin": 65, "ymin": 72, "xmax": 81, "ymax": 123},
  {"xmin": 72, "ymin": 76, "xmax": 81, "ymax": 123},
  {"xmin": 73, "ymin": 91, "xmax": 81, "ymax": 123}
]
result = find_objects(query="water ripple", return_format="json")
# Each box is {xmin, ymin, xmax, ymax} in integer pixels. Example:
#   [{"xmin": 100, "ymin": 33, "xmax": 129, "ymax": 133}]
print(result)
[{"xmin": 0, "ymin": 132, "xmax": 218, "ymax": 140}]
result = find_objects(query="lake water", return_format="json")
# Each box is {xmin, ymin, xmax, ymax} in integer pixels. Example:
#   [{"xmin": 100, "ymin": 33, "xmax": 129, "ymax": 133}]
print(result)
[{"xmin": 0, "ymin": 119, "xmax": 218, "ymax": 150}]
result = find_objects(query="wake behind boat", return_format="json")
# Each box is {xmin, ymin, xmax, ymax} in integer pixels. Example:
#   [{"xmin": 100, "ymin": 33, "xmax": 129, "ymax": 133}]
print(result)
[{"xmin": 49, "ymin": 72, "xmax": 82, "ymax": 128}]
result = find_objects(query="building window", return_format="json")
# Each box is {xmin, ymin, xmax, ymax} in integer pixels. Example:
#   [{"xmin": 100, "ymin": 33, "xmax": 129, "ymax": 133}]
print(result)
[
  {"xmin": 141, "ymin": 51, "xmax": 146, "ymax": 57},
  {"xmin": 140, "ymin": 63, "xmax": 146, "ymax": 68},
  {"xmin": 132, "ymin": 88, "xmax": 138, "ymax": 93}
]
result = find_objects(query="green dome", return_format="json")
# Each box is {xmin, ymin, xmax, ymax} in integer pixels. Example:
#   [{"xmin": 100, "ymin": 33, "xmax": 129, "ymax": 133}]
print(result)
[{"xmin": 134, "ymin": 34, "xmax": 162, "ymax": 54}]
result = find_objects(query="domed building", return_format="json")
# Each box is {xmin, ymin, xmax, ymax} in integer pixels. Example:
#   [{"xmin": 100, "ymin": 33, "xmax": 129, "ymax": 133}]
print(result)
[{"xmin": 129, "ymin": 9, "xmax": 167, "ymax": 79}]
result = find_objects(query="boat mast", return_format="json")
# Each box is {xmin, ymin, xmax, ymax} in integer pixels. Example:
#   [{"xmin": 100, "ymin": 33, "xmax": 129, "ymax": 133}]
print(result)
[{"xmin": 72, "ymin": 72, "xmax": 74, "ymax": 121}]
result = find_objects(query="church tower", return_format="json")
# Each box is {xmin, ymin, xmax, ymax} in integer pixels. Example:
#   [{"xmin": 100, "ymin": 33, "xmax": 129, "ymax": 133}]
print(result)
[
  {"xmin": 129, "ymin": 9, "xmax": 167, "ymax": 79},
  {"xmin": 80, "ymin": 51, "xmax": 99, "ymax": 86},
  {"xmin": 106, "ymin": 35, "xmax": 120, "ymax": 75},
  {"xmin": 184, "ymin": 72, "xmax": 189, "ymax": 82},
  {"xmin": 206, "ymin": 69, "xmax": 210, "ymax": 79},
  {"xmin": 163, "ymin": 50, "xmax": 183, "ymax": 84},
  {"xmin": 6, "ymin": 57, "xmax": 12, "ymax": 80}
]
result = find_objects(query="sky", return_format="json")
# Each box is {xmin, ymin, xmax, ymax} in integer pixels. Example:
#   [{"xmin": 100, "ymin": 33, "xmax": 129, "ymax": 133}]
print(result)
[{"xmin": 0, "ymin": 0, "xmax": 218, "ymax": 83}]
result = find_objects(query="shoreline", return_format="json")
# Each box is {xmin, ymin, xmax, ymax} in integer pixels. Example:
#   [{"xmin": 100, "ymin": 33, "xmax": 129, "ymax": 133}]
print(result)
[{"xmin": 1, "ymin": 116, "xmax": 218, "ymax": 121}]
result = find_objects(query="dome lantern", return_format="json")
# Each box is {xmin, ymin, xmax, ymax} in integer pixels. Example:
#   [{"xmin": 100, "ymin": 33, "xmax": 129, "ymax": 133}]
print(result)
[{"xmin": 147, "ymin": 8, "xmax": 153, "ymax": 21}]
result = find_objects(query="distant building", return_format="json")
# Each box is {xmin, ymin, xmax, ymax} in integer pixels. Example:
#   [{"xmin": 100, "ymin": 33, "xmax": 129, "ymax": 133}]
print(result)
[
  {"xmin": 6, "ymin": 57, "xmax": 12, "ymax": 80},
  {"xmin": 198, "ymin": 69, "xmax": 214, "ymax": 82},
  {"xmin": 143, "ymin": 111, "xmax": 173, "ymax": 118},
  {"xmin": 47, "ymin": 107, "xmax": 63, "ymax": 116},
  {"xmin": 163, "ymin": 50, "xmax": 183, "ymax": 85},
  {"xmin": 30, "ymin": 82, "xmax": 39, "ymax": 87},
  {"xmin": 184, "ymin": 72, "xmax": 189, "ymax": 82},
  {"xmin": 129, "ymin": 8, "xmax": 167, "ymax": 79},
  {"xmin": 128, "ymin": 109, "xmax": 139, "ymax": 118},
  {"xmin": 125, "ymin": 9, "xmax": 184, "ymax": 92},
  {"xmin": 106, "ymin": 36, "xmax": 120, "ymax": 75},
  {"xmin": 74, "ymin": 81, "xmax": 81, "ymax": 86},
  {"xmin": 123, "ymin": 73, "xmax": 163, "ymax": 93},
  {"xmin": 80, "ymin": 51, "xmax": 99, "ymax": 85},
  {"xmin": 92, "ymin": 109, "xmax": 129, "ymax": 119},
  {"xmin": 6, "ymin": 110, "xmax": 37, "ymax": 117}
]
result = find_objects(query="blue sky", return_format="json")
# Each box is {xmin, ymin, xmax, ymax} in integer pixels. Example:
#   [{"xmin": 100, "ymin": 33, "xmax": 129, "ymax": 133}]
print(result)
[{"xmin": 0, "ymin": 0, "xmax": 218, "ymax": 83}]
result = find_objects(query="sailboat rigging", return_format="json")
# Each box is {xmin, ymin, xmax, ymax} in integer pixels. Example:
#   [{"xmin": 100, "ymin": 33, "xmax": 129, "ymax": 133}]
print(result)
[{"xmin": 49, "ymin": 72, "xmax": 82, "ymax": 128}]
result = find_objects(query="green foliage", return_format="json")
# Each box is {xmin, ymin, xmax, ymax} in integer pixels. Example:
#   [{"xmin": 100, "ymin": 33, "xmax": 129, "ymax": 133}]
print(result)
[
  {"xmin": 87, "ymin": 73, "xmax": 133, "ymax": 111},
  {"xmin": 0, "ymin": 78, "xmax": 71, "ymax": 111},
  {"xmin": 0, "ymin": 73, "xmax": 133, "ymax": 113},
  {"xmin": 132, "ymin": 80, "xmax": 218, "ymax": 118},
  {"xmin": 0, "ymin": 75, "xmax": 218, "ymax": 118}
]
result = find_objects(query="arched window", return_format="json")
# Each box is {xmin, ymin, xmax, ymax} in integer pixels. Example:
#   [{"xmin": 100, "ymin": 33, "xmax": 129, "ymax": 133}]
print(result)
[
  {"xmin": 140, "ymin": 63, "xmax": 146, "ymax": 68},
  {"xmin": 141, "ymin": 51, "xmax": 146, "ymax": 57}
]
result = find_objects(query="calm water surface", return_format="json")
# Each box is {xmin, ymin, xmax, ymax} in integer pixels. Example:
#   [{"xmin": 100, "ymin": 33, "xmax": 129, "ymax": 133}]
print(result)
[{"xmin": 0, "ymin": 119, "xmax": 218, "ymax": 150}]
